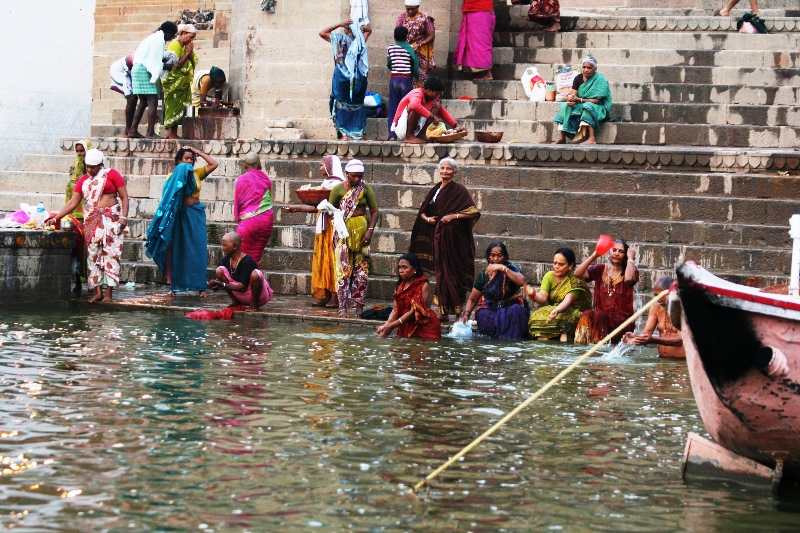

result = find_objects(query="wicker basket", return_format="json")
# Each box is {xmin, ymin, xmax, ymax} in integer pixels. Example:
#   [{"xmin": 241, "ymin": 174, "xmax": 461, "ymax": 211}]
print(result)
[
  {"xmin": 295, "ymin": 188, "xmax": 330, "ymax": 206},
  {"xmin": 429, "ymin": 130, "xmax": 468, "ymax": 143}
]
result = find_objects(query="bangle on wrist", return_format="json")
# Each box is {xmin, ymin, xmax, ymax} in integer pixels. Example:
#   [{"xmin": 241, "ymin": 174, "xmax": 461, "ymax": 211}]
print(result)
[{"xmin": 398, "ymin": 317, "xmax": 403, "ymax": 325}]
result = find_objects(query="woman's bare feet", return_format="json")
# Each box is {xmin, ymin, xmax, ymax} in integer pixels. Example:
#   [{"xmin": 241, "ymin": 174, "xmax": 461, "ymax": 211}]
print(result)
[
  {"xmin": 552, "ymin": 133, "xmax": 567, "ymax": 145},
  {"xmin": 199, "ymin": 290, "xmax": 207, "ymax": 298},
  {"xmin": 88, "ymin": 290, "xmax": 103, "ymax": 303},
  {"xmin": 126, "ymin": 131, "xmax": 144, "ymax": 139},
  {"xmin": 581, "ymin": 138, "xmax": 597, "ymax": 145},
  {"xmin": 405, "ymin": 135, "xmax": 425, "ymax": 144},
  {"xmin": 542, "ymin": 22, "xmax": 561, "ymax": 32},
  {"xmin": 338, "ymin": 309, "xmax": 349, "ymax": 318},
  {"xmin": 166, "ymin": 134, "xmax": 180, "ymax": 140},
  {"xmin": 473, "ymin": 71, "xmax": 493, "ymax": 81}
]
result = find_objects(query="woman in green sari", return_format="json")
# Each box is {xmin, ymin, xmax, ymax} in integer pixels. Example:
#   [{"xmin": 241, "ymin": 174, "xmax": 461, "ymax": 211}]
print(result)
[
  {"xmin": 163, "ymin": 24, "xmax": 198, "ymax": 139},
  {"xmin": 527, "ymin": 247, "xmax": 592, "ymax": 342},
  {"xmin": 553, "ymin": 55, "xmax": 612, "ymax": 145}
]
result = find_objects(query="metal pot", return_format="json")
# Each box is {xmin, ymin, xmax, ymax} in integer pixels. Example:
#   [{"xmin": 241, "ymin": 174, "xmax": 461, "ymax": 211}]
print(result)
[
  {"xmin": 61, "ymin": 219, "xmax": 72, "ymax": 230},
  {"xmin": 185, "ymin": 104, "xmax": 196, "ymax": 118}
]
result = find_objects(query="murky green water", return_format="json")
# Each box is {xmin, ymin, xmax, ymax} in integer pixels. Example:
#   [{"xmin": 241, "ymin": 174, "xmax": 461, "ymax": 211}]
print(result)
[{"xmin": 1, "ymin": 309, "xmax": 799, "ymax": 532}]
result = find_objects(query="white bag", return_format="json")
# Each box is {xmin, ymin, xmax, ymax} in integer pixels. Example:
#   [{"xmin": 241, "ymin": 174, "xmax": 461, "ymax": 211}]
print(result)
[
  {"xmin": 521, "ymin": 67, "xmax": 547, "ymax": 102},
  {"xmin": 448, "ymin": 321, "xmax": 473, "ymax": 339},
  {"xmin": 554, "ymin": 66, "xmax": 580, "ymax": 102}
]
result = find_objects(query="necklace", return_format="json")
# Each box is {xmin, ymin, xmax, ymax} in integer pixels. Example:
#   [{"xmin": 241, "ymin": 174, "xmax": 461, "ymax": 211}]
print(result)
[
  {"xmin": 230, "ymin": 253, "xmax": 244, "ymax": 274},
  {"xmin": 603, "ymin": 264, "xmax": 623, "ymax": 297}
]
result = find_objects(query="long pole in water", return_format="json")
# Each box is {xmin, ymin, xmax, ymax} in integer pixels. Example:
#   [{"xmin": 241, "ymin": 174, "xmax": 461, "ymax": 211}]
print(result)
[{"xmin": 409, "ymin": 289, "xmax": 670, "ymax": 496}]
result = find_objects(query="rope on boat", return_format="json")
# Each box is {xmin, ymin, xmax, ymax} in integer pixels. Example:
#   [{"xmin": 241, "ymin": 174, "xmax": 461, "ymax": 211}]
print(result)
[{"xmin": 409, "ymin": 289, "xmax": 670, "ymax": 496}]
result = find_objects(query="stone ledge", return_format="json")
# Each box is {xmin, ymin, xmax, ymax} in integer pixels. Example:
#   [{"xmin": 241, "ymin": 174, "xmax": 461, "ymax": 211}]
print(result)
[
  {"xmin": 61, "ymin": 137, "xmax": 800, "ymax": 174},
  {"xmin": 0, "ymin": 230, "xmax": 76, "ymax": 250}
]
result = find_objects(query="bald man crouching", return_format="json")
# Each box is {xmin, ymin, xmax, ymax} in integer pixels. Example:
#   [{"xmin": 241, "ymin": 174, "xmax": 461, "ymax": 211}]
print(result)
[{"xmin": 208, "ymin": 232, "xmax": 274, "ymax": 311}]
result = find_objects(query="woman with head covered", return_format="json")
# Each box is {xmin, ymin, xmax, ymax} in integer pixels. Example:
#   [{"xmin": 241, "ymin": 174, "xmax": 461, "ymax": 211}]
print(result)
[
  {"xmin": 327, "ymin": 159, "xmax": 379, "ymax": 317},
  {"xmin": 409, "ymin": 157, "xmax": 480, "ymax": 321}
]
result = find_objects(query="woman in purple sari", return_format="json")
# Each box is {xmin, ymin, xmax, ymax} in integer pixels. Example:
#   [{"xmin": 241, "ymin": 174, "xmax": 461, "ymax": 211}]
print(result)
[
  {"xmin": 460, "ymin": 242, "xmax": 529, "ymax": 339},
  {"xmin": 234, "ymin": 152, "xmax": 273, "ymax": 264}
]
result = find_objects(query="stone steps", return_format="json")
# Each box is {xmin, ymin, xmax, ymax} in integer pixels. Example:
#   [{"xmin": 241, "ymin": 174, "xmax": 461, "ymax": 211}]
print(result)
[
  {"xmin": 493, "ymin": 31, "xmax": 800, "ymax": 51},
  {"xmin": 446, "ymin": 80, "xmax": 800, "ymax": 106},
  {"xmin": 493, "ymin": 46, "xmax": 800, "ymax": 69},
  {"xmin": 438, "ymin": 99, "xmax": 800, "ymax": 127}
]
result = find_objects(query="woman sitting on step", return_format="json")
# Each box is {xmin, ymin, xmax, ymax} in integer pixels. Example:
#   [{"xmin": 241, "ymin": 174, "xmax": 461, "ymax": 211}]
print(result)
[
  {"xmin": 460, "ymin": 242, "xmax": 529, "ymax": 339},
  {"xmin": 145, "ymin": 146, "xmax": 218, "ymax": 297},
  {"xmin": 527, "ymin": 247, "xmax": 592, "ymax": 342},
  {"xmin": 553, "ymin": 55, "xmax": 612, "ymax": 145}
]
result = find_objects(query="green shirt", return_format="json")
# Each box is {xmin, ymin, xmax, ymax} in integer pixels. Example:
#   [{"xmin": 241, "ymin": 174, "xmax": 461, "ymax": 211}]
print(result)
[{"xmin": 328, "ymin": 183, "xmax": 377, "ymax": 211}]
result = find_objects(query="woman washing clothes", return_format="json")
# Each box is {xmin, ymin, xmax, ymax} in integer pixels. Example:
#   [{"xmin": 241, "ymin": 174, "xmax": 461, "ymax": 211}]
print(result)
[
  {"xmin": 47, "ymin": 149, "xmax": 129, "ymax": 303},
  {"xmin": 377, "ymin": 253, "xmax": 441, "ymax": 338},
  {"xmin": 573, "ymin": 239, "xmax": 639, "ymax": 344},
  {"xmin": 460, "ymin": 242, "xmax": 529, "ymax": 339},
  {"xmin": 283, "ymin": 155, "xmax": 346, "ymax": 308},
  {"xmin": 553, "ymin": 55, "xmax": 612, "ymax": 145},
  {"xmin": 320, "ymin": 18, "xmax": 372, "ymax": 141},
  {"xmin": 527, "ymin": 247, "xmax": 592, "ymax": 342}
]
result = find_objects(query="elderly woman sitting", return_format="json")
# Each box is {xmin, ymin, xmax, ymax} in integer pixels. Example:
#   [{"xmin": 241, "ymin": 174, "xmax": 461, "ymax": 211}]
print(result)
[{"xmin": 553, "ymin": 55, "xmax": 612, "ymax": 145}]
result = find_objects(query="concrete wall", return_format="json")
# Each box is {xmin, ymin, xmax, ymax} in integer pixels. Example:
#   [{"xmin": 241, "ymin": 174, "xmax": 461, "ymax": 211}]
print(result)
[{"xmin": 0, "ymin": 0, "xmax": 95, "ymax": 171}]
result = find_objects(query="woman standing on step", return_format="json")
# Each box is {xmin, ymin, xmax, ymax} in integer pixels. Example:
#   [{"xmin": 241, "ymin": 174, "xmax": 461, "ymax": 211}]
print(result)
[
  {"xmin": 47, "ymin": 149, "xmax": 129, "ymax": 303},
  {"xmin": 65, "ymin": 140, "xmax": 91, "ymax": 293},
  {"xmin": 460, "ymin": 242, "xmax": 529, "ymax": 339},
  {"xmin": 320, "ymin": 18, "xmax": 372, "ymax": 141},
  {"xmin": 397, "ymin": 0, "xmax": 436, "ymax": 87},
  {"xmin": 163, "ymin": 24, "xmax": 198, "ymax": 140},
  {"xmin": 573, "ymin": 239, "xmax": 638, "ymax": 344},
  {"xmin": 553, "ymin": 55, "xmax": 612, "ymax": 145},
  {"xmin": 409, "ymin": 158, "xmax": 480, "ymax": 321},
  {"xmin": 527, "ymin": 247, "xmax": 592, "ymax": 342},
  {"xmin": 452, "ymin": 0, "xmax": 496, "ymax": 80},
  {"xmin": 283, "ymin": 155, "xmax": 345, "ymax": 308},
  {"xmin": 329, "ymin": 159, "xmax": 379, "ymax": 318},
  {"xmin": 146, "ymin": 146, "xmax": 218, "ymax": 297}
]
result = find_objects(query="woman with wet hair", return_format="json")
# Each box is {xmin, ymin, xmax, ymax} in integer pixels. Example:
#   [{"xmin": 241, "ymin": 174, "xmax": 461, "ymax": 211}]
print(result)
[
  {"xmin": 574, "ymin": 239, "xmax": 639, "ymax": 344},
  {"xmin": 377, "ymin": 253, "xmax": 441, "ymax": 338},
  {"xmin": 460, "ymin": 242, "xmax": 529, "ymax": 339},
  {"xmin": 527, "ymin": 247, "xmax": 592, "ymax": 342}
]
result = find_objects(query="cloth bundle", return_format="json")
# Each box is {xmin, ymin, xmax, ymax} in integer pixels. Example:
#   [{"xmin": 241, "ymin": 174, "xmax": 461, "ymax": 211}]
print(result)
[{"xmin": 316, "ymin": 200, "xmax": 349, "ymax": 238}]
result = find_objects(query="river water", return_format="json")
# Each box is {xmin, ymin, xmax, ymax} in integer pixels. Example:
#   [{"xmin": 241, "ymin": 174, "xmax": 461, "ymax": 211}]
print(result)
[{"xmin": 1, "ymin": 309, "xmax": 798, "ymax": 532}]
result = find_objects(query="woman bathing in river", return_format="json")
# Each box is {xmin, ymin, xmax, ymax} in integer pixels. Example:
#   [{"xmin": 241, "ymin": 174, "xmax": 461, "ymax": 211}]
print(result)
[{"xmin": 377, "ymin": 253, "xmax": 441, "ymax": 338}]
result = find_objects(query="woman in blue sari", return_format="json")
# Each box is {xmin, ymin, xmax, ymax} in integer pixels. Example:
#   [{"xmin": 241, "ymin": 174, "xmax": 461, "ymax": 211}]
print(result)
[
  {"xmin": 459, "ymin": 242, "xmax": 529, "ymax": 339},
  {"xmin": 146, "ymin": 146, "xmax": 218, "ymax": 296},
  {"xmin": 553, "ymin": 55, "xmax": 612, "ymax": 145},
  {"xmin": 319, "ymin": 18, "xmax": 372, "ymax": 141}
]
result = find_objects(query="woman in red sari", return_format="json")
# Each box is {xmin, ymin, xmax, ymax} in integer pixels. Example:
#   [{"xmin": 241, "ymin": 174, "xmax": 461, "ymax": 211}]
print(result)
[
  {"xmin": 409, "ymin": 158, "xmax": 480, "ymax": 321},
  {"xmin": 377, "ymin": 253, "xmax": 441, "ymax": 338},
  {"xmin": 573, "ymin": 239, "xmax": 639, "ymax": 344}
]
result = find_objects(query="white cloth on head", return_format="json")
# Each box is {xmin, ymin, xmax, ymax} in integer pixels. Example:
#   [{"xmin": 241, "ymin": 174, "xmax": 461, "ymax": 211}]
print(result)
[
  {"xmin": 133, "ymin": 30, "xmax": 167, "ymax": 83},
  {"xmin": 321, "ymin": 155, "xmax": 345, "ymax": 189},
  {"xmin": 85, "ymin": 149, "xmax": 104, "ymax": 166},
  {"xmin": 405, "ymin": 0, "xmax": 421, "ymax": 6},
  {"xmin": 345, "ymin": 159, "xmax": 365, "ymax": 173},
  {"xmin": 349, "ymin": 0, "xmax": 370, "ymax": 25},
  {"xmin": 109, "ymin": 56, "xmax": 133, "ymax": 97},
  {"xmin": 180, "ymin": 24, "xmax": 198, "ymax": 34},
  {"xmin": 316, "ymin": 200, "xmax": 349, "ymax": 238}
]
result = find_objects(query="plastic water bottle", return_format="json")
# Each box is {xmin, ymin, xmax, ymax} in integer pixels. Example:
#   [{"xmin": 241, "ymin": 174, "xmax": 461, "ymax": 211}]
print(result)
[{"xmin": 33, "ymin": 202, "xmax": 47, "ymax": 228}]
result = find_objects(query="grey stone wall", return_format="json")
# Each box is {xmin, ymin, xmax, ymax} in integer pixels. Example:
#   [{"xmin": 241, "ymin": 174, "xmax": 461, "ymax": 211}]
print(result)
[{"xmin": 0, "ymin": 230, "xmax": 76, "ymax": 306}]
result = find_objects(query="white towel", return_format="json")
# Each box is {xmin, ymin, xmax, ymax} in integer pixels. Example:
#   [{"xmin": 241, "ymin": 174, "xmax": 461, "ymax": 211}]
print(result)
[
  {"xmin": 350, "ymin": 0, "xmax": 370, "ymax": 26},
  {"xmin": 133, "ymin": 30, "xmax": 167, "ymax": 83},
  {"xmin": 316, "ymin": 200, "xmax": 349, "ymax": 239}
]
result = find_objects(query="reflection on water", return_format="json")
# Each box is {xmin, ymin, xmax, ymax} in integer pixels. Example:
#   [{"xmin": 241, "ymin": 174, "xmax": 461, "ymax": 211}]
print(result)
[{"xmin": 0, "ymin": 310, "xmax": 798, "ymax": 532}]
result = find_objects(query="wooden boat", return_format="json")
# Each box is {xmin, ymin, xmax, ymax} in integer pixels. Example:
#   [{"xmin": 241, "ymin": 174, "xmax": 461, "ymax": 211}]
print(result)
[{"xmin": 673, "ymin": 262, "xmax": 800, "ymax": 480}]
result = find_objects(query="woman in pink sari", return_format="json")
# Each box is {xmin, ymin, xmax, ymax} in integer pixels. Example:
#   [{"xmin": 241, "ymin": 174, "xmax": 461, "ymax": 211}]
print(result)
[
  {"xmin": 452, "ymin": 0, "xmax": 495, "ymax": 80},
  {"xmin": 234, "ymin": 152, "xmax": 273, "ymax": 264}
]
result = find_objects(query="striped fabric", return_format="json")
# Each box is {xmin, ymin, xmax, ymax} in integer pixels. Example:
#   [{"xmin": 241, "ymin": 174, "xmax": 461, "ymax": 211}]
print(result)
[
  {"xmin": 131, "ymin": 63, "xmax": 158, "ymax": 95},
  {"xmin": 387, "ymin": 44, "xmax": 413, "ymax": 75}
]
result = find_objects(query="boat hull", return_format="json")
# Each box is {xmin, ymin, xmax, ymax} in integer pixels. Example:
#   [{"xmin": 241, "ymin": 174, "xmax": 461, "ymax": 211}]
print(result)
[{"xmin": 676, "ymin": 263, "xmax": 800, "ymax": 477}]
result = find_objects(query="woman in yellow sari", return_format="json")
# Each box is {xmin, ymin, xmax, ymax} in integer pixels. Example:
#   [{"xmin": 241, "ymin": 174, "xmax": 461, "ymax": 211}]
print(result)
[
  {"xmin": 527, "ymin": 247, "xmax": 592, "ymax": 342},
  {"xmin": 163, "ymin": 24, "xmax": 198, "ymax": 139}
]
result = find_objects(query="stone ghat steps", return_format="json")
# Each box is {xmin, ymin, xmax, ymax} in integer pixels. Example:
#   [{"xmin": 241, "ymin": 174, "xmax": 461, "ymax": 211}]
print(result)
[
  {"xmin": 439, "ymin": 99, "xmax": 800, "ymax": 127},
  {"xmin": 446, "ymin": 80, "xmax": 800, "ymax": 106},
  {"xmin": 368, "ymin": 117, "xmax": 800, "ymax": 148},
  {"xmin": 491, "ymin": 63, "xmax": 800, "ymax": 87},
  {"xmin": 494, "ymin": 5, "xmax": 800, "ymax": 33},
  {"xmin": 96, "ymin": 29, "xmax": 215, "ymax": 44},
  {"xmin": 493, "ymin": 31, "xmax": 800, "ymax": 51},
  {"xmin": 58, "ymin": 137, "xmax": 798, "ymax": 174},
  {"xmin": 94, "ymin": 2, "xmax": 217, "ymax": 16},
  {"xmin": 493, "ymin": 46, "xmax": 800, "ymax": 70},
  {"xmin": 93, "ymin": 39, "xmax": 228, "ymax": 57},
  {"xmin": 95, "ymin": 22, "xmax": 216, "ymax": 34},
  {"xmin": 575, "ymin": 8, "xmax": 800, "ymax": 16}
]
